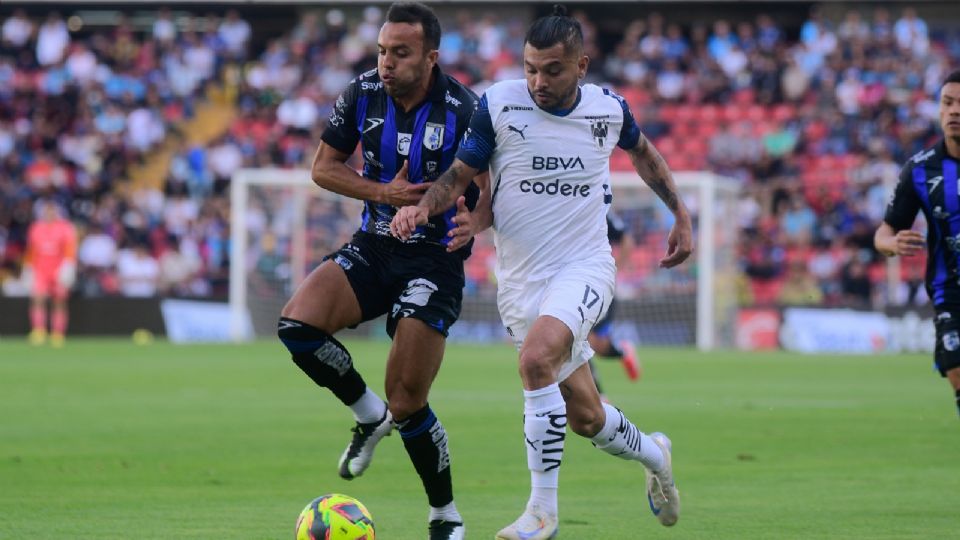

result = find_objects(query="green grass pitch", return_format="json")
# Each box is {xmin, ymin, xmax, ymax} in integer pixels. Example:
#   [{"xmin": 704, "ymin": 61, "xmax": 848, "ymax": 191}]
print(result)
[{"xmin": 1, "ymin": 338, "xmax": 957, "ymax": 539}]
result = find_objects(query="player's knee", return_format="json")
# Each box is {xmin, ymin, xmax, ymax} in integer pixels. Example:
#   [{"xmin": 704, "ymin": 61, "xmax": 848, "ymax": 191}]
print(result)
[
  {"xmin": 277, "ymin": 317, "xmax": 353, "ymax": 373},
  {"xmin": 568, "ymin": 404, "xmax": 605, "ymax": 438},
  {"xmin": 518, "ymin": 347, "xmax": 557, "ymax": 385},
  {"xmin": 386, "ymin": 381, "xmax": 428, "ymax": 421}
]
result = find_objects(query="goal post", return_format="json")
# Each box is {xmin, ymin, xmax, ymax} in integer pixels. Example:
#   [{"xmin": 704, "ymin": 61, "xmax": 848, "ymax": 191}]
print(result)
[
  {"xmin": 230, "ymin": 168, "xmax": 739, "ymax": 349},
  {"xmin": 606, "ymin": 172, "xmax": 739, "ymax": 351}
]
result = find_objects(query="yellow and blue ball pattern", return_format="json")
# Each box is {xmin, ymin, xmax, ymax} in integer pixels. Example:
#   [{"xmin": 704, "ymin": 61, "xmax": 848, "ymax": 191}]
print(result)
[{"xmin": 295, "ymin": 494, "xmax": 375, "ymax": 540}]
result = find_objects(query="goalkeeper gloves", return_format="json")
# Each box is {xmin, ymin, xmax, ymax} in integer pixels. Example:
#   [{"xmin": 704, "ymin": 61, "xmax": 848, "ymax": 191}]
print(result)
[{"xmin": 57, "ymin": 261, "xmax": 77, "ymax": 288}]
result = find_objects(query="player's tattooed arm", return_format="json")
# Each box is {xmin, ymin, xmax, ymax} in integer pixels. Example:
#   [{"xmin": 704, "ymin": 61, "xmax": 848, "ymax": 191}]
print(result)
[
  {"xmin": 420, "ymin": 161, "xmax": 474, "ymax": 215},
  {"xmin": 627, "ymin": 133, "xmax": 694, "ymax": 268},
  {"xmin": 390, "ymin": 159, "xmax": 480, "ymax": 240},
  {"xmin": 627, "ymin": 134, "xmax": 682, "ymax": 213}
]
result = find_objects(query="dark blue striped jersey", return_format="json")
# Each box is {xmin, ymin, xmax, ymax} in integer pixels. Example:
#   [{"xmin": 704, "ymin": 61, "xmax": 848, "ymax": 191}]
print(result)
[
  {"xmin": 321, "ymin": 65, "xmax": 481, "ymax": 255},
  {"xmin": 884, "ymin": 140, "xmax": 960, "ymax": 306}
]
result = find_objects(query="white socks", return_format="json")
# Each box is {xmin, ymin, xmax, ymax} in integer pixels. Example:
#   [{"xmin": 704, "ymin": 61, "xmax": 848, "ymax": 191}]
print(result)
[
  {"xmin": 349, "ymin": 387, "xmax": 387, "ymax": 424},
  {"xmin": 591, "ymin": 402, "xmax": 664, "ymax": 472},
  {"xmin": 429, "ymin": 501, "xmax": 462, "ymax": 523},
  {"xmin": 523, "ymin": 384, "xmax": 567, "ymax": 516}
]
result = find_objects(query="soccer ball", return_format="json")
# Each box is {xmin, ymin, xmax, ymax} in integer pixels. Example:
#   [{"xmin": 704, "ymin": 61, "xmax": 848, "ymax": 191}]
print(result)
[{"xmin": 295, "ymin": 493, "xmax": 375, "ymax": 540}]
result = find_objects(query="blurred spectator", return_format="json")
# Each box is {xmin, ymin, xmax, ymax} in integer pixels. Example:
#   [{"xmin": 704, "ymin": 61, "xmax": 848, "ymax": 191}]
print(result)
[
  {"xmin": 153, "ymin": 7, "xmax": 177, "ymax": 45},
  {"xmin": 117, "ymin": 242, "xmax": 159, "ymax": 297},
  {"xmin": 779, "ymin": 260, "xmax": 824, "ymax": 305},
  {"xmin": 2, "ymin": 9, "xmax": 33, "ymax": 50},
  {"xmin": 841, "ymin": 255, "xmax": 873, "ymax": 308},
  {"xmin": 36, "ymin": 12, "xmax": 70, "ymax": 66},
  {"xmin": 77, "ymin": 222, "xmax": 118, "ymax": 295},
  {"xmin": 218, "ymin": 9, "xmax": 251, "ymax": 60},
  {"xmin": 894, "ymin": 7, "xmax": 929, "ymax": 56}
]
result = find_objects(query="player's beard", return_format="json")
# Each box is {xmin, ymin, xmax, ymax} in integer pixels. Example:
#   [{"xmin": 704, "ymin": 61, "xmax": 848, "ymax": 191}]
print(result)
[{"xmin": 530, "ymin": 79, "xmax": 579, "ymax": 111}]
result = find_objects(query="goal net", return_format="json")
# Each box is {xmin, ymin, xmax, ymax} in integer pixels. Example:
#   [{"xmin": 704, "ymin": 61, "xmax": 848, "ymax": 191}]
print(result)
[{"xmin": 229, "ymin": 169, "xmax": 739, "ymax": 350}]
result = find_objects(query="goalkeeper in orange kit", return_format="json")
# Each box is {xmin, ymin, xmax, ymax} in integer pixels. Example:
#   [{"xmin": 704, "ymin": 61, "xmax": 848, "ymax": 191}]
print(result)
[{"xmin": 24, "ymin": 200, "xmax": 78, "ymax": 347}]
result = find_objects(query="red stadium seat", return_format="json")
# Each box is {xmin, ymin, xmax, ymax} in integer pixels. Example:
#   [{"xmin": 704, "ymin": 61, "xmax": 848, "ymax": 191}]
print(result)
[
  {"xmin": 697, "ymin": 104, "xmax": 721, "ymax": 123},
  {"xmin": 654, "ymin": 136, "xmax": 678, "ymax": 155},
  {"xmin": 746, "ymin": 105, "xmax": 767, "ymax": 122},
  {"xmin": 679, "ymin": 137, "xmax": 708, "ymax": 156},
  {"xmin": 732, "ymin": 88, "xmax": 756, "ymax": 106},
  {"xmin": 771, "ymin": 103, "xmax": 796, "ymax": 123},
  {"xmin": 659, "ymin": 104, "xmax": 679, "ymax": 124},
  {"xmin": 675, "ymin": 106, "xmax": 696, "ymax": 124},
  {"xmin": 671, "ymin": 120, "xmax": 695, "ymax": 139},
  {"xmin": 803, "ymin": 121, "xmax": 828, "ymax": 142},
  {"xmin": 750, "ymin": 278, "xmax": 784, "ymax": 305},
  {"xmin": 722, "ymin": 103, "xmax": 744, "ymax": 124},
  {"xmin": 610, "ymin": 149, "xmax": 633, "ymax": 171},
  {"xmin": 697, "ymin": 122, "xmax": 720, "ymax": 139},
  {"xmin": 617, "ymin": 87, "xmax": 650, "ymax": 108}
]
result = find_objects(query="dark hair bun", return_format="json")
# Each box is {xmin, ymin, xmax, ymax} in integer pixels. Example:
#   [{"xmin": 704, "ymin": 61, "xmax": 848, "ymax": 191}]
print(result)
[{"xmin": 552, "ymin": 4, "xmax": 568, "ymax": 17}]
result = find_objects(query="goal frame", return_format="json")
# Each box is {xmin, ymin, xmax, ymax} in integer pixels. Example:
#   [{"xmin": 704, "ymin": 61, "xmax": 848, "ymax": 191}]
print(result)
[
  {"xmin": 230, "ymin": 168, "xmax": 739, "ymax": 349},
  {"xmin": 610, "ymin": 171, "xmax": 739, "ymax": 350}
]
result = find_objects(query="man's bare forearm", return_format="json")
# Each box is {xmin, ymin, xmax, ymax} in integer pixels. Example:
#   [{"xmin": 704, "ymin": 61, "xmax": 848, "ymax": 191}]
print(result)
[
  {"xmin": 313, "ymin": 159, "xmax": 385, "ymax": 202},
  {"xmin": 311, "ymin": 143, "xmax": 384, "ymax": 203},
  {"xmin": 629, "ymin": 135, "xmax": 684, "ymax": 215},
  {"xmin": 419, "ymin": 160, "xmax": 477, "ymax": 216}
]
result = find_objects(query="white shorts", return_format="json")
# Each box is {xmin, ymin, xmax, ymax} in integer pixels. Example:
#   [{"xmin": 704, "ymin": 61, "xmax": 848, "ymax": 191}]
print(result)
[{"xmin": 498, "ymin": 255, "xmax": 616, "ymax": 382}]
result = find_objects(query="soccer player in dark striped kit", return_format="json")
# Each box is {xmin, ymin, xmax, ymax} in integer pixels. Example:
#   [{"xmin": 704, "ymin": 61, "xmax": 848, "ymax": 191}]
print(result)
[{"xmin": 876, "ymin": 70, "xmax": 960, "ymax": 417}]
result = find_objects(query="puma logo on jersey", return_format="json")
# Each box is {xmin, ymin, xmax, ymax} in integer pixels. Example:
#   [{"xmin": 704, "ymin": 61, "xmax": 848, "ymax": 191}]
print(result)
[{"xmin": 508, "ymin": 124, "xmax": 528, "ymax": 140}]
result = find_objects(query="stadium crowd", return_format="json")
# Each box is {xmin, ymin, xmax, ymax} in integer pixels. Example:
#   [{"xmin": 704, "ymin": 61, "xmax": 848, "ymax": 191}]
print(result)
[{"xmin": 1, "ymin": 4, "xmax": 958, "ymax": 308}]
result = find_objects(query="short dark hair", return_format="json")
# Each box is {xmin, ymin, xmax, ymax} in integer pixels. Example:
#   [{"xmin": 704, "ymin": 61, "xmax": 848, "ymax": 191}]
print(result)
[
  {"xmin": 386, "ymin": 2, "xmax": 441, "ymax": 51},
  {"xmin": 944, "ymin": 70, "xmax": 960, "ymax": 87},
  {"xmin": 524, "ymin": 4, "xmax": 583, "ymax": 54}
]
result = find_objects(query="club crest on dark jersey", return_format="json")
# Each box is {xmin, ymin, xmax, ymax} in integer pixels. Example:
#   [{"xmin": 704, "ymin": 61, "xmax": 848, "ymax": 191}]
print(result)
[{"xmin": 424, "ymin": 123, "xmax": 445, "ymax": 151}]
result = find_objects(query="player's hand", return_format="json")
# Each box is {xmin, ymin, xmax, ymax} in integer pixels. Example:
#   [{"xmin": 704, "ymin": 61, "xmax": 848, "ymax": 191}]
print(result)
[
  {"xmin": 660, "ymin": 214, "xmax": 694, "ymax": 268},
  {"xmin": 446, "ymin": 196, "xmax": 479, "ymax": 252},
  {"xmin": 391, "ymin": 205, "xmax": 429, "ymax": 240},
  {"xmin": 57, "ymin": 261, "xmax": 77, "ymax": 288},
  {"xmin": 381, "ymin": 161, "xmax": 433, "ymax": 207},
  {"xmin": 894, "ymin": 230, "xmax": 925, "ymax": 256}
]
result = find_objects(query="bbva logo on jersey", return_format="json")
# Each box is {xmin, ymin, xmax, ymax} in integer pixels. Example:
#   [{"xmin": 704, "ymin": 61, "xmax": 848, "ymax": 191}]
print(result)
[{"xmin": 532, "ymin": 156, "xmax": 585, "ymax": 171}]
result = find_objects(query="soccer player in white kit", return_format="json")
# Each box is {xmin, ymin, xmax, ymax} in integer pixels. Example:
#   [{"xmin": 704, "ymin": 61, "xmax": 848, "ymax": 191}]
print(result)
[{"xmin": 392, "ymin": 6, "xmax": 692, "ymax": 538}]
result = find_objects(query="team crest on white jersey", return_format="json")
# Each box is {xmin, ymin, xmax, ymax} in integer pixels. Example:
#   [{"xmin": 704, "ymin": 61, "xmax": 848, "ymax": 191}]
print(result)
[
  {"xmin": 424, "ymin": 123, "xmax": 444, "ymax": 151},
  {"xmin": 589, "ymin": 118, "xmax": 609, "ymax": 149}
]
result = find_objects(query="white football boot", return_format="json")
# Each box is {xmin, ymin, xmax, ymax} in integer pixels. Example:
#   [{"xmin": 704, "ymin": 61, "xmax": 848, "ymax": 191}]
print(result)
[
  {"xmin": 495, "ymin": 505, "xmax": 558, "ymax": 540},
  {"xmin": 338, "ymin": 408, "xmax": 394, "ymax": 479},
  {"xmin": 645, "ymin": 432, "xmax": 680, "ymax": 526}
]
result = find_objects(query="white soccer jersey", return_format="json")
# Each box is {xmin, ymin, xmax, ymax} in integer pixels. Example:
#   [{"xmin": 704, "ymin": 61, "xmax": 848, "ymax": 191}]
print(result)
[{"xmin": 457, "ymin": 80, "xmax": 642, "ymax": 284}]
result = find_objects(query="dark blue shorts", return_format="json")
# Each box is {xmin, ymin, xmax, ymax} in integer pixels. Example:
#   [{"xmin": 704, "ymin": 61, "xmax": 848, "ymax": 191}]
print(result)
[{"xmin": 326, "ymin": 232, "xmax": 464, "ymax": 338}]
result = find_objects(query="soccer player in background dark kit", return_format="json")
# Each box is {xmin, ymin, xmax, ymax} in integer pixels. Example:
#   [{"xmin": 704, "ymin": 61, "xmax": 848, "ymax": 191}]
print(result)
[
  {"xmin": 587, "ymin": 209, "xmax": 641, "ymax": 400},
  {"xmin": 276, "ymin": 4, "xmax": 484, "ymax": 538},
  {"xmin": 875, "ymin": 70, "xmax": 960, "ymax": 417}
]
